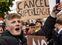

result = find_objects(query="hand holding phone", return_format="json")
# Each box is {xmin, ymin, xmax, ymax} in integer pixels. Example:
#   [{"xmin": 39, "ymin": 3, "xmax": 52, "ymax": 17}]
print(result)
[
  {"xmin": 51, "ymin": 3, "xmax": 62, "ymax": 18},
  {"xmin": 52, "ymin": 3, "xmax": 62, "ymax": 15}
]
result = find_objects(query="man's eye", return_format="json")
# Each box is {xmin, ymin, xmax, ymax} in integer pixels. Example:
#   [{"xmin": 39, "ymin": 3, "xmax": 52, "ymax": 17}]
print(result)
[
  {"xmin": 11, "ymin": 21, "xmax": 16, "ymax": 24},
  {"xmin": 18, "ymin": 20, "xmax": 21, "ymax": 23}
]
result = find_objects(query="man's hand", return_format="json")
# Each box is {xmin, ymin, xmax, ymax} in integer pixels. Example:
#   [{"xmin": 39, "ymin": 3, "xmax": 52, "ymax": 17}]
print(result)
[{"xmin": 51, "ymin": 3, "xmax": 62, "ymax": 18}]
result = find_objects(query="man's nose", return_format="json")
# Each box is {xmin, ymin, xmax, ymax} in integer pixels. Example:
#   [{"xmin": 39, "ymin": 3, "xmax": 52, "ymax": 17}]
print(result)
[{"xmin": 16, "ymin": 22, "xmax": 20, "ymax": 26}]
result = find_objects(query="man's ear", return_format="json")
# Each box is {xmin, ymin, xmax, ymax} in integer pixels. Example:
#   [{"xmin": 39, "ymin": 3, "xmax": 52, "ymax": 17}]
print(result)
[
  {"xmin": 5, "ymin": 26, "xmax": 10, "ymax": 31},
  {"xmin": 5, "ymin": 26, "xmax": 13, "ymax": 31},
  {"xmin": 5, "ymin": 20, "xmax": 9, "ymax": 27},
  {"xmin": 6, "ymin": 23, "xmax": 9, "ymax": 27}
]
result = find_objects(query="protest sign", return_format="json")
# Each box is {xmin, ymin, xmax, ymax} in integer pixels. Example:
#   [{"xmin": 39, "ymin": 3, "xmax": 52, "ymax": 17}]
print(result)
[
  {"xmin": 16, "ymin": 0, "xmax": 50, "ymax": 20},
  {"xmin": 26, "ymin": 35, "xmax": 47, "ymax": 45}
]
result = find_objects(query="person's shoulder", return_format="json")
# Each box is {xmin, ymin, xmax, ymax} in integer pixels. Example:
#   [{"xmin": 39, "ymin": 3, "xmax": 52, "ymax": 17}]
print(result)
[
  {"xmin": 59, "ymin": 30, "xmax": 62, "ymax": 35},
  {"xmin": 0, "ymin": 36, "xmax": 18, "ymax": 45}
]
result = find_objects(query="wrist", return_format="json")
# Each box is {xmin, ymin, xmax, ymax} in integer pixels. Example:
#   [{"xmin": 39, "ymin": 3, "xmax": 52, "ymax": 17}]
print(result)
[
  {"xmin": 50, "ymin": 12, "xmax": 56, "ymax": 18},
  {"xmin": 50, "ymin": 13, "xmax": 56, "ymax": 18}
]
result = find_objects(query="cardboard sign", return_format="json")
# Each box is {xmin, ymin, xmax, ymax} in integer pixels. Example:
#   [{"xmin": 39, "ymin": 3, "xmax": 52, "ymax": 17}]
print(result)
[
  {"xmin": 26, "ymin": 35, "xmax": 47, "ymax": 45},
  {"xmin": 16, "ymin": 0, "xmax": 50, "ymax": 20}
]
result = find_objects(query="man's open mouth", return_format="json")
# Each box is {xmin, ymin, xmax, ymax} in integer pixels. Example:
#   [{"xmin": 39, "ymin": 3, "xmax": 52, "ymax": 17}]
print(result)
[{"xmin": 15, "ymin": 28, "xmax": 20, "ymax": 31}]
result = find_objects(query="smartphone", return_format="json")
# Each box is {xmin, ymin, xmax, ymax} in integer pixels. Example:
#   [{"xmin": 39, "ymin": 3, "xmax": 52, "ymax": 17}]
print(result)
[
  {"xmin": 56, "ymin": 1, "xmax": 61, "ymax": 13},
  {"xmin": 56, "ymin": 0, "xmax": 60, "ymax": 4}
]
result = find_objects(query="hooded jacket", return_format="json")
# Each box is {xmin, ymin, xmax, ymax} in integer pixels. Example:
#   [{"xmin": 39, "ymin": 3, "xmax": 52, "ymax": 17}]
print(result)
[{"xmin": 0, "ymin": 30, "xmax": 27, "ymax": 45}]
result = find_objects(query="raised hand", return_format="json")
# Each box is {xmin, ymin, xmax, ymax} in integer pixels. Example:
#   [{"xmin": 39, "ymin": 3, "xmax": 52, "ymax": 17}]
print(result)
[{"xmin": 51, "ymin": 3, "xmax": 62, "ymax": 17}]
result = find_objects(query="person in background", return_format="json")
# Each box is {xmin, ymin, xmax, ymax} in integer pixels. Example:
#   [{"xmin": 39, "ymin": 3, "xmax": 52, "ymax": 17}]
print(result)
[
  {"xmin": 0, "ymin": 13, "xmax": 27, "ymax": 45},
  {"xmin": 22, "ymin": 24, "xmax": 27, "ymax": 35},
  {"xmin": 35, "ymin": 20, "xmax": 43, "ymax": 32},
  {"xmin": 22, "ymin": 22, "xmax": 29, "ymax": 35},
  {"xmin": 32, "ymin": 20, "xmax": 43, "ymax": 35},
  {"xmin": 27, "ymin": 23, "xmax": 35, "ymax": 35},
  {"xmin": 41, "ymin": 3, "xmax": 62, "ymax": 45},
  {"xmin": 0, "ymin": 17, "xmax": 5, "ymax": 36},
  {"xmin": 31, "ymin": 3, "xmax": 62, "ymax": 45}
]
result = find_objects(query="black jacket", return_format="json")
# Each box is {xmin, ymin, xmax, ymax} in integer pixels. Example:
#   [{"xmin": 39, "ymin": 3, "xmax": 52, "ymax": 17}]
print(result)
[
  {"xmin": 0, "ymin": 30, "xmax": 27, "ymax": 45},
  {"xmin": 32, "ymin": 16, "xmax": 56, "ymax": 37},
  {"xmin": 43, "ymin": 16, "xmax": 62, "ymax": 45},
  {"xmin": 57, "ymin": 30, "xmax": 62, "ymax": 45},
  {"xmin": 32, "ymin": 16, "xmax": 59, "ymax": 45}
]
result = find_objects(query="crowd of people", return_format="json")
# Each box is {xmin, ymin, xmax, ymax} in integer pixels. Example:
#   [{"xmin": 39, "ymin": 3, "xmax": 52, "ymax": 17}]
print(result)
[
  {"xmin": 0, "ymin": 3, "xmax": 62, "ymax": 45},
  {"xmin": 21, "ymin": 19, "xmax": 43, "ymax": 35}
]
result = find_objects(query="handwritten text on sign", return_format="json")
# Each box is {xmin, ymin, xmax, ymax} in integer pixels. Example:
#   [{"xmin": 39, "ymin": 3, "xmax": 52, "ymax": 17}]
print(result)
[
  {"xmin": 27, "ymin": 36, "xmax": 47, "ymax": 45},
  {"xmin": 17, "ymin": 0, "xmax": 50, "ymax": 16}
]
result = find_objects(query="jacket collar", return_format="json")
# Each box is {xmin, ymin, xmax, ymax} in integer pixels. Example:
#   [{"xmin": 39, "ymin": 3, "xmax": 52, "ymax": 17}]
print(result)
[{"xmin": 58, "ymin": 28, "xmax": 62, "ymax": 34}]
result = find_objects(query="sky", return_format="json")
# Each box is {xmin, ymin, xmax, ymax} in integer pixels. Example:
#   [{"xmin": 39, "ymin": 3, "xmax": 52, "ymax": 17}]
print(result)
[
  {"xmin": 9, "ymin": 0, "xmax": 59, "ymax": 13},
  {"xmin": 9, "ymin": 0, "xmax": 21, "ymax": 13}
]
